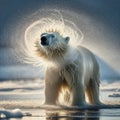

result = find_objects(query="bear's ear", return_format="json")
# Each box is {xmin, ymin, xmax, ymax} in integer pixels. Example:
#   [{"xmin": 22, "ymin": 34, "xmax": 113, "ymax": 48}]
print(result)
[{"xmin": 65, "ymin": 36, "xmax": 70, "ymax": 44}]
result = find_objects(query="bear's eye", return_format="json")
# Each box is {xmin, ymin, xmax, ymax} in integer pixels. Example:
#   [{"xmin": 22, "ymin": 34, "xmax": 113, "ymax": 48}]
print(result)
[{"xmin": 51, "ymin": 35, "xmax": 55, "ymax": 39}]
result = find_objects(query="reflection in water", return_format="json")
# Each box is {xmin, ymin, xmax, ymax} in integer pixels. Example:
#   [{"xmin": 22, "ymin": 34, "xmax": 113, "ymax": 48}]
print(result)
[{"xmin": 46, "ymin": 110, "xmax": 100, "ymax": 120}]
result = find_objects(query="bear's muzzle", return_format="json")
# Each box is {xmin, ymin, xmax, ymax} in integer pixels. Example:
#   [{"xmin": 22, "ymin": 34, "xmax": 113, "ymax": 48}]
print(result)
[{"xmin": 41, "ymin": 36, "xmax": 48, "ymax": 46}]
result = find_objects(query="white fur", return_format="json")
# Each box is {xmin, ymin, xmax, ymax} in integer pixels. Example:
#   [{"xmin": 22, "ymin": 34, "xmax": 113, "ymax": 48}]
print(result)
[
  {"xmin": 24, "ymin": 10, "xmax": 83, "ymax": 66},
  {"xmin": 36, "ymin": 32, "xmax": 101, "ymax": 106},
  {"xmin": 21, "ymin": 10, "xmax": 102, "ymax": 106}
]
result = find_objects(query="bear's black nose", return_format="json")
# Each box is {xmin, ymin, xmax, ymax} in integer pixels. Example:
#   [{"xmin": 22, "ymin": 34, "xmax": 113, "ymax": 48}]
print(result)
[
  {"xmin": 41, "ymin": 36, "xmax": 47, "ymax": 45},
  {"xmin": 41, "ymin": 36, "xmax": 47, "ymax": 42}
]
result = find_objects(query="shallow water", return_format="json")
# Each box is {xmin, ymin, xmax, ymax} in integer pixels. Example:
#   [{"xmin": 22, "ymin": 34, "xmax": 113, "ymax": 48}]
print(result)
[
  {"xmin": 0, "ymin": 79, "xmax": 120, "ymax": 120},
  {"xmin": 1, "ymin": 108, "xmax": 119, "ymax": 120}
]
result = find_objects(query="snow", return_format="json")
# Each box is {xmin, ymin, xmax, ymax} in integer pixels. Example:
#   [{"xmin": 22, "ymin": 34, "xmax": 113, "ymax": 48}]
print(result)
[{"xmin": 0, "ymin": 109, "xmax": 31, "ymax": 119}]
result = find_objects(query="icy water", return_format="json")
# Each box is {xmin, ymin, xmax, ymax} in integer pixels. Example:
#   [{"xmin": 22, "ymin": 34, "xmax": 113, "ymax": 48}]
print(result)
[{"xmin": 0, "ymin": 79, "xmax": 120, "ymax": 120}]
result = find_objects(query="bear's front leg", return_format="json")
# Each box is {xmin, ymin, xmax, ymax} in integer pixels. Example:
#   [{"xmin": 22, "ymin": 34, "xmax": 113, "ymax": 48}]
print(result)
[
  {"xmin": 71, "ymin": 82, "xmax": 86, "ymax": 106},
  {"xmin": 44, "ymin": 67, "xmax": 62, "ymax": 105},
  {"xmin": 64, "ymin": 64, "xmax": 86, "ymax": 106}
]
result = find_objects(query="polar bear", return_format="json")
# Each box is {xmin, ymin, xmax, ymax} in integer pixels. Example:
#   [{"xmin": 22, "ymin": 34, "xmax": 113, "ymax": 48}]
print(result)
[{"xmin": 35, "ymin": 31, "xmax": 101, "ymax": 106}]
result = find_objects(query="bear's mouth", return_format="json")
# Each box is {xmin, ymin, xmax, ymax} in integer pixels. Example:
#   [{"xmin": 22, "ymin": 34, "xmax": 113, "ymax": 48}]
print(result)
[{"xmin": 41, "ymin": 41, "xmax": 49, "ymax": 46}]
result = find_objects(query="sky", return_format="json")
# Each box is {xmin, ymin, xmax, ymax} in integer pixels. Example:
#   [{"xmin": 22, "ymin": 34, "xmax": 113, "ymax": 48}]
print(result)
[{"xmin": 0, "ymin": 0, "xmax": 120, "ymax": 83}]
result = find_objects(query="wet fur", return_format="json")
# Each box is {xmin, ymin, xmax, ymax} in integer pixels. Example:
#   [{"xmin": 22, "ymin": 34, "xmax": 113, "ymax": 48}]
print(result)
[
  {"xmin": 35, "ymin": 32, "xmax": 101, "ymax": 106},
  {"xmin": 35, "ymin": 39, "xmax": 67, "ymax": 61}
]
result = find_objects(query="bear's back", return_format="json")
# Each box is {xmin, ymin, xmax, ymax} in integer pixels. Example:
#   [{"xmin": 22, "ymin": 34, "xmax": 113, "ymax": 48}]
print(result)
[{"xmin": 77, "ymin": 46, "xmax": 99, "ymax": 82}]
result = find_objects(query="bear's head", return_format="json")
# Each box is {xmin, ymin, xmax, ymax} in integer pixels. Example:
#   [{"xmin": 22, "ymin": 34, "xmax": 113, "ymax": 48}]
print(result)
[
  {"xmin": 35, "ymin": 32, "xmax": 70, "ymax": 61},
  {"xmin": 40, "ymin": 32, "xmax": 69, "ymax": 48}
]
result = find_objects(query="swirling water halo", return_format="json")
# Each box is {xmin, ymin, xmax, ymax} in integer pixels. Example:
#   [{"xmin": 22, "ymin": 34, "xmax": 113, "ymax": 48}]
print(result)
[{"xmin": 24, "ymin": 10, "xmax": 84, "ymax": 66}]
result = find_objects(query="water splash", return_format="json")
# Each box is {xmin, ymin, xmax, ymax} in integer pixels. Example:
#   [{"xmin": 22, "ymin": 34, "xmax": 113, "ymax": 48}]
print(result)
[{"xmin": 24, "ymin": 9, "xmax": 84, "ymax": 66}]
